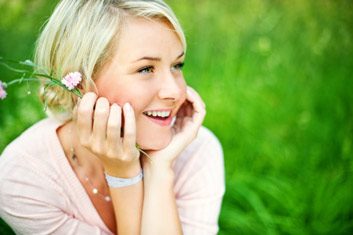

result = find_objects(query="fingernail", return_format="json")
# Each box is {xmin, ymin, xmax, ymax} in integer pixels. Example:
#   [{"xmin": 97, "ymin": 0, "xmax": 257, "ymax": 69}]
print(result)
[{"xmin": 124, "ymin": 102, "xmax": 131, "ymax": 111}]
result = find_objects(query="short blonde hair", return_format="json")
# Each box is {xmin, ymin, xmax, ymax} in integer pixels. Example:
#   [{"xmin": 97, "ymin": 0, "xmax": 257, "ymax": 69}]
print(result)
[{"xmin": 35, "ymin": 0, "xmax": 186, "ymax": 121}]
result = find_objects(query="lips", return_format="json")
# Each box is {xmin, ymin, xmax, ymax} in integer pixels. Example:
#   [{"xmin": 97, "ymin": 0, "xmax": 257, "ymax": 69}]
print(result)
[{"xmin": 143, "ymin": 109, "xmax": 173, "ymax": 126}]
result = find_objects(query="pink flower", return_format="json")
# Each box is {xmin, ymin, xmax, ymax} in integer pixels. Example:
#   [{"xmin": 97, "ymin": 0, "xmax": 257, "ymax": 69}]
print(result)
[
  {"xmin": 0, "ymin": 81, "xmax": 7, "ymax": 100},
  {"xmin": 61, "ymin": 72, "xmax": 82, "ymax": 90}
]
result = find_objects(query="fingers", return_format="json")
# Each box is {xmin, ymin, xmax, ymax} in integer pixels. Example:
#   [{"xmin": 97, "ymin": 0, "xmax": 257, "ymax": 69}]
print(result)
[
  {"xmin": 77, "ymin": 92, "xmax": 97, "ymax": 146},
  {"xmin": 106, "ymin": 103, "xmax": 122, "ymax": 154},
  {"xmin": 123, "ymin": 103, "xmax": 137, "ymax": 152},
  {"xmin": 76, "ymin": 92, "xmax": 138, "ymax": 157},
  {"xmin": 186, "ymin": 86, "xmax": 206, "ymax": 127},
  {"xmin": 187, "ymin": 86, "xmax": 205, "ymax": 106},
  {"xmin": 92, "ymin": 97, "xmax": 110, "ymax": 152}
]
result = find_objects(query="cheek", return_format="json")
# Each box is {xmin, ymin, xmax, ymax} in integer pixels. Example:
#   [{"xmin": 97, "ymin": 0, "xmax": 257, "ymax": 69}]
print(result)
[
  {"xmin": 135, "ymin": 120, "xmax": 173, "ymax": 150},
  {"xmin": 96, "ymin": 76, "xmax": 185, "ymax": 150},
  {"xmin": 135, "ymin": 80, "xmax": 187, "ymax": 150},
  {"xmin": 97, "ymin": 81, "xmax": 150, "ymax": 113}
]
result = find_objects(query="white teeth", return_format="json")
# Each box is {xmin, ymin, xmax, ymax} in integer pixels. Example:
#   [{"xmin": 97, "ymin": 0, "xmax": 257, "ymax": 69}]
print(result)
[{"xmin": 144, "ymin": 110, "xmax": 171, "ymax": 118}]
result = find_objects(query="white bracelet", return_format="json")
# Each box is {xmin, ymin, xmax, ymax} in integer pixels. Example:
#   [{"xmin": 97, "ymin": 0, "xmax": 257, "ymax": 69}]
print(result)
[{"xmin": 105, "ymin": 171, "xmax": 143, "ymax": 188}]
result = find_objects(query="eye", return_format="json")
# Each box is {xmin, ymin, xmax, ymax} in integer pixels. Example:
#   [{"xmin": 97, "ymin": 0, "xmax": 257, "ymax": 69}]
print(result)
[
  {"xmin": 172, "ymin": 62, "xmax": 184, "ymax": 71},
  {"xmin": 138, "ymin": 66, "xmax": 154, "ymax": 74}
]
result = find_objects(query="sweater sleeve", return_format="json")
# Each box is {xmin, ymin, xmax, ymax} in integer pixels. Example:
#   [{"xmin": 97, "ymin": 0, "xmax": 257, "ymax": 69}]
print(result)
[
  {"xmin": 173, "ymin": 127, "xmax": 225, "ymax": 235},
  {"xmin": 0, "ymin": 153, "xmax": 110, "ymax": 235}
]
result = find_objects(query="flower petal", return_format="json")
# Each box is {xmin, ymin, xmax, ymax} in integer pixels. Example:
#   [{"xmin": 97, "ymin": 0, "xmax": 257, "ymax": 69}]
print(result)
[{"xmin": 0, "ymin": 81, "xmax": 7, "ymax": 100}]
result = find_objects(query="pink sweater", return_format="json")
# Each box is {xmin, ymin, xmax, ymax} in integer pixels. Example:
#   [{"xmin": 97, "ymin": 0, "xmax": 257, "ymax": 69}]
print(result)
[{"xmin": 0, "ymin": 118, "xmax": 225, "ymax": 235}]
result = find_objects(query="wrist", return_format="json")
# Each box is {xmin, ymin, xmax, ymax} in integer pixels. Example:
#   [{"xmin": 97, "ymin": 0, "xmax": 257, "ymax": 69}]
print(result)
[
  {"xmin": 105, "ymin": 170, "xmax": 143, "ymax": 188},
  {"xmin": 104, "ymin": 160, "xmax": 142, "ymax": 178},
  {"xmin": 143, "ymin": 161, "xmax": 175, "ymax": 184}
]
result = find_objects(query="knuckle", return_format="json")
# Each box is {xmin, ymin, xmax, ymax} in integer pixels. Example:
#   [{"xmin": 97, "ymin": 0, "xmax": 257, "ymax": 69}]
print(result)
[
  {"xmin": 79, "ymin": 136, "xmax": 90, "ymax": 148},
  {"xmin": 91, "ymin": 143, "xmax": 104, "ymax": 155},
  {"xmin": 106, "ymin": 149, "xmax": 117, "ymax": 159},
  {"xmin": 120, "ymin": 154, "xmax": 131, "ymax": 162},
  {"xmin": 80, "ymin": 141, "xmax": 90, "ymax": 148}
]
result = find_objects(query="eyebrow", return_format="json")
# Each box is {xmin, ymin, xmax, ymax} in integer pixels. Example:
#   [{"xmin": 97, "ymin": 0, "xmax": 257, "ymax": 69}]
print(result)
[{"xmin": 133, "ymin": 51, "xmax": 185, "ymax": 62}]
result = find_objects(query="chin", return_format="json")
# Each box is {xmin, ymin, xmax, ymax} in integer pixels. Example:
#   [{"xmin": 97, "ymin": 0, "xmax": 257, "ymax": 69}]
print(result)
[{"xmin": 137, "ymin": 132, "xmax": 172, "ymax": 151}]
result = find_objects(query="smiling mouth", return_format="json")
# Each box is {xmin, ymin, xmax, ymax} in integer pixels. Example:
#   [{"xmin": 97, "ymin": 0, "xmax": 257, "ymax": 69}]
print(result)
[
  {"xmin": 143, "ymin": 110, "xmax": 173, "ymax": 126},
  {"xmin": 143, "ymin": 110, "xmax": 171, "ymax": 119}
]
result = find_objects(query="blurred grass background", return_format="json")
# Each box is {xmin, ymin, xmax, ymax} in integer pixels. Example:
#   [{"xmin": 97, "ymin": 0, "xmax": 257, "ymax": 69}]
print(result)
[{"xmin": 1, "ymin": 0, "xmax": 353, "ymax": 234}]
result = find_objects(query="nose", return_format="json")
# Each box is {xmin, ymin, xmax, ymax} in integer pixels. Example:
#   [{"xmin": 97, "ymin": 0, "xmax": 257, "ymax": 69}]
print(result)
[{"xmin": 158, "ymin": 70, "xmax": 184, "ymax": 101}]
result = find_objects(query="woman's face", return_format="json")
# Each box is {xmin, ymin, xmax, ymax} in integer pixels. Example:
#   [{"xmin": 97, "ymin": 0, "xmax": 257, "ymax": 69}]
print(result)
[{"xmin": 95, "ymin": 16, "xmax": 186, "ymax": 150}]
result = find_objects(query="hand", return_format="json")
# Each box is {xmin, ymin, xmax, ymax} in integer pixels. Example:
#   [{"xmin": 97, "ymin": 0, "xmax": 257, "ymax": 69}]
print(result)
[
  {"xmin": 76, "ymin": 92, "xmax": 141, "ymax": 177},
  {"xmin": 143, "ymin": 86, "xmax": 206, "ymax": 168}
]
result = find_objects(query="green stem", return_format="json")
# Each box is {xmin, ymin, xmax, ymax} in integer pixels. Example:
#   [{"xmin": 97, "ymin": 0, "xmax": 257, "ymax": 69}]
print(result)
[
  {"xmin": 137, "ymin": 147, "xmax": 153, "ymax": 162},
  {"xmin": 0, "ymin": 62, "xmax": 28, "ymax": 73},
  {"xmin": 33, "ymin": 72, "xmax": 58, "ymax": 80},
  {"xmin": 1, "ymin": 58, "xmax": 83, "ymax": 99},
  {"xmin": 5, "ymin": 78, "xmax": 40, "ymax": 86}
]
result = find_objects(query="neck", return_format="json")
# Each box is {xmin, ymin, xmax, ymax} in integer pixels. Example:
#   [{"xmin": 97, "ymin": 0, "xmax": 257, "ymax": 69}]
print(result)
[
  {"xmin": 57, "ymin": 121, "xmax": 104, "ymax": 177},
  {"xmin": 57, "ymin": 120, "xmax": 112, "ymax": 204}
]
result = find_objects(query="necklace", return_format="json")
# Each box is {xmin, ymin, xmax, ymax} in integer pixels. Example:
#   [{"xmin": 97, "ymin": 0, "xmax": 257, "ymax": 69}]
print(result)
[
  {"xmin": 69, "ymin": 147, "xmax": 112, "ymax": 202},
  {"xmin": 67, "ymin": 123, "xmax": 151, "ymax": 203},
  {"xmin": 68, "ymin": 125, "xmax": 112, "ymax": 203}
]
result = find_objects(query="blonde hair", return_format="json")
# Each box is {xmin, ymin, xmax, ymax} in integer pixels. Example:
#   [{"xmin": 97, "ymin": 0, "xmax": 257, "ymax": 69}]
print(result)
[{"xmin": 35, "ymin": 0, "xmax": 186, "ymax": 121}]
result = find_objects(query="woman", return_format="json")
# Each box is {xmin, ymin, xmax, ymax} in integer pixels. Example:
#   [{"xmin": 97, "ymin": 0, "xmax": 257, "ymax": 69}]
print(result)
[{"xmin": 0, "ymin": 0, "xmax": 225, "ymax": 234}]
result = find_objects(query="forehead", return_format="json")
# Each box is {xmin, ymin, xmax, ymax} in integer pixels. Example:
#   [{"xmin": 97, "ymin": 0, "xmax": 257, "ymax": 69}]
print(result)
[{"xmin": 114, "ymin": 16, "xmax": 184, "ymax": 61}]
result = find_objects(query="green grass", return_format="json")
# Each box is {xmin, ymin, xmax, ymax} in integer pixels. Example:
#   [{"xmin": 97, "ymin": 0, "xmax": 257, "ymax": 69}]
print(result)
[{"xmin": 1, "ymin": 0, "xmax": 353, "ymax": 234}]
